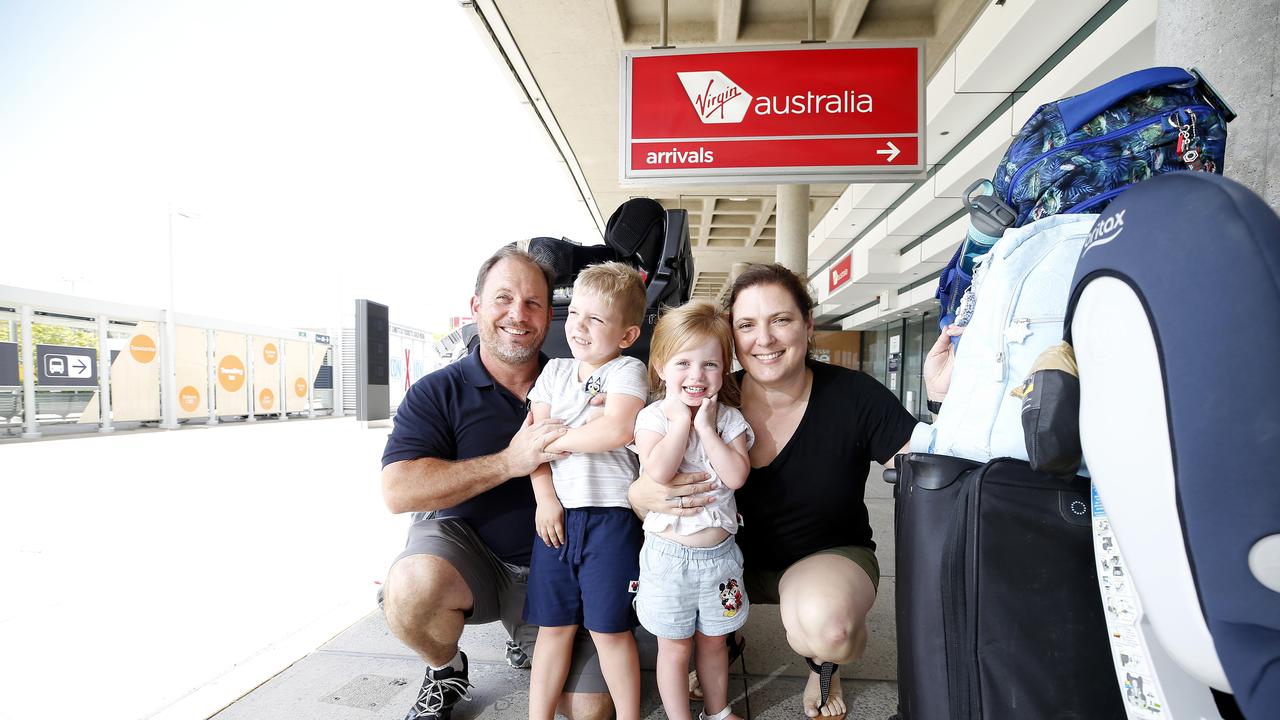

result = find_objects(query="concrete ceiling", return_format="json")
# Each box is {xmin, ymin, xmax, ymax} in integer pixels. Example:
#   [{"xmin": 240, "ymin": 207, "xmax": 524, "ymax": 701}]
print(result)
[{"xmin": 466, "ymin": 0, "xmax": 1157, "ymax": 326}]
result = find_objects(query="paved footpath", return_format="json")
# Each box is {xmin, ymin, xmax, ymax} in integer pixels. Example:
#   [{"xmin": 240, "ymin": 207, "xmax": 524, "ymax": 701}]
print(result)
[{"xmin": 0, "ymin": 417, "xmax": 900, "ymax": 719}]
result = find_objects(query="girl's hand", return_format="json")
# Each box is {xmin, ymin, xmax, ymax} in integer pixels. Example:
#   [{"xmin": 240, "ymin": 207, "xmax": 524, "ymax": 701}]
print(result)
[
  {"xmin": 661, "ymin": 391, "xmax": 691, "ymax": 425},
  {"xmin": 693, "ymin": 394, "xmax": 718, "ymax": 436},
  {"xmin": 536, "ymin": 499, "xmax": 565, "ymax": 548},
  {"xmin": 924, "ymin": 325, "xmax": 964, "ymax": 403}
]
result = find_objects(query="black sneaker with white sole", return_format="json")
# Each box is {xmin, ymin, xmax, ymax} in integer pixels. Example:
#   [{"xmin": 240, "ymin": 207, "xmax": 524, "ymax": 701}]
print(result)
[
  {"xmin": 403, "ymin": 652, "xmax": 472, "ymax": 720},
  {"xmin": 504, "ymin": 639, "xmax": 531, "ymax": 669}
]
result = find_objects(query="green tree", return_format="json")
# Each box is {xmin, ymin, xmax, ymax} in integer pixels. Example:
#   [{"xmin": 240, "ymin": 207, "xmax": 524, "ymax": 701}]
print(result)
[{"xmin": 32, "ymin": 324, "xmax": 97, "ymax": 348}]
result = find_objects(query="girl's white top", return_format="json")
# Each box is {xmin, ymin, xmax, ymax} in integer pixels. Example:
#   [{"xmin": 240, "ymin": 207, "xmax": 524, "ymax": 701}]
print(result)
[{"xmin": 633, "ymin": 401, "xmax": 754, "ymax": 536}]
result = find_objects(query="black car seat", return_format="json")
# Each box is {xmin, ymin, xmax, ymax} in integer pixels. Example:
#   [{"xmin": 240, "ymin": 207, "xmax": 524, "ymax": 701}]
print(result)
[{"xmin": 462, "ymin": 198, "xmax": 693, "ymax": 364}]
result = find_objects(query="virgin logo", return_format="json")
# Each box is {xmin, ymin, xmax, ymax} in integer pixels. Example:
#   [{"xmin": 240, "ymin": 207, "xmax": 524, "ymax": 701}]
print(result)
[{"xmin": 677, "ymin": 71, "xmax": 753, "ymax": 124}]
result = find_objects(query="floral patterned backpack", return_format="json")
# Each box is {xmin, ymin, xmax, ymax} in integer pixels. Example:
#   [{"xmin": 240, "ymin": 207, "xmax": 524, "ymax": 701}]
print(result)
[{"xmin": 992, "ymin": 66, "xmax": 1235, "ymax": 226}]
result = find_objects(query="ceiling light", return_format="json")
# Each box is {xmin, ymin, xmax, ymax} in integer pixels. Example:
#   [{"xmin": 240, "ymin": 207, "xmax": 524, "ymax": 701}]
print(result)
[{"xmin": 939, "ymin": 130, "xmax": 950, "ymax": 136}]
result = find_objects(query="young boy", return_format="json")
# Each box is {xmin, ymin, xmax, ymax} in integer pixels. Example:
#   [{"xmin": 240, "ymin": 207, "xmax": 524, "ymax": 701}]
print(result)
[{"xmin": 523, "ymin": 261, "xmax": 649, "ymax": 720}]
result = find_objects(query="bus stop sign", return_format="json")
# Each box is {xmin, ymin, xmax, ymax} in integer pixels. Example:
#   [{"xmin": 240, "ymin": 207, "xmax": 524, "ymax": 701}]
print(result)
[{"xmin": 36, "ymin": 345, "xmax": 98, "ymax": 386}]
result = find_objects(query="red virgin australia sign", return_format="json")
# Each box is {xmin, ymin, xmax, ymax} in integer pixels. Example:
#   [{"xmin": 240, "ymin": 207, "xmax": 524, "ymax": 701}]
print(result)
[
  {"xmin": 622, "ymin": 43, "xmax": 925, "ymax": 183},
  {"xmin": 829, "ymin": 254, "xmax": 852, "ymax": 293}
]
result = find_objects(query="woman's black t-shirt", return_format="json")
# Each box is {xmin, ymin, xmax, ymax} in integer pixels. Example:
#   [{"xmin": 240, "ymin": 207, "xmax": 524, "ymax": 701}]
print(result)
[{"xmin": 734, "ymin": 361, "xmax": 918, "ymax": 571}]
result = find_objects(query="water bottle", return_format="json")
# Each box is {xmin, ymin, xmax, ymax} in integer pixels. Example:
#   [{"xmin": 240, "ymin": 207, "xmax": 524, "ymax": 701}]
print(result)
[
  {"xmin": 961, "ymin": 179, "xmax": 1013, "ymax": 274},
  {"xmin": 943, "ymin": 180, "xmax": 1018, "ymax": 347}
]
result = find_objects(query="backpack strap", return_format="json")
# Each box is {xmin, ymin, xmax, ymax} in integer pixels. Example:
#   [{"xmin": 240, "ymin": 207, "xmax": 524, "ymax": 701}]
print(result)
[{"xmin": 1056, "ymin": 67, "xmax": 1196, "ymax": 133}]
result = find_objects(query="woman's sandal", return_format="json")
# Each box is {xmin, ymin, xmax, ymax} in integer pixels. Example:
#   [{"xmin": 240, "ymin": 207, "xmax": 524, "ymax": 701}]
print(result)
[
  {"xmin": 804, "ymin": 657, "xmax": 839, "ymax": 709},
  {"xmin": 688, "ymin": 633, "xmax": 748, "ymax": 700},
  {"xmin": 698, "ymin": 705, "xmax": 736, "ymax": 720}
]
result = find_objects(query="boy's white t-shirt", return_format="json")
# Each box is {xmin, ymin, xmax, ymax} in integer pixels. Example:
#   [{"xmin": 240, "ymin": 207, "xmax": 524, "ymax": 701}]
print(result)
[
  {"xmin": 528, "ymin": 355, "xmax": 649, "ymax": 509},
  {"xmin": 633, "ymin": 401, "xmax": 754, "ymax": 535}
]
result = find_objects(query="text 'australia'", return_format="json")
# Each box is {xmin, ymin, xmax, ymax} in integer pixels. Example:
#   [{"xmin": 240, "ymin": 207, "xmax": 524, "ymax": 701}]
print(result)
[{"xmin": 755, "ymin": 90, "xmax": 874, "ymax": 116}]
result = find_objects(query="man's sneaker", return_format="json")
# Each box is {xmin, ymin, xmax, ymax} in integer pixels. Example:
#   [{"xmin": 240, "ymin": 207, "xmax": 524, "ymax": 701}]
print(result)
[
  {"xmin": 504, "ymin": 640, "xmax": 531, "ymax": 669},
  {"xmin": 404, "ymin": 652, "xmax": 472, "ymax": 720}
]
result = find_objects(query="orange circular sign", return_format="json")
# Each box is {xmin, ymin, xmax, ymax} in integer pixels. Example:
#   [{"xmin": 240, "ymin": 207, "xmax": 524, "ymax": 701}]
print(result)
[
  {"xmin": 261, "ymin": 343, "xmax": 278, "ymax": 365},
  {"xmin": 178, "ymin": 385, "xmax": 201, "ymax": 412},
  {"xmin": 129, "ymin": 335, "xmax": 158, "ymax": 363},
  {"xmin": 294, "ymin": 377, "xmax": 308, "ymax": 397},
  {"xmin": 258, "ymin": 388, "xmax": 275, "ymax": 410},
  {"xmin": 218, "ymin": 355, "xmax": 246, "ymax": 392}
]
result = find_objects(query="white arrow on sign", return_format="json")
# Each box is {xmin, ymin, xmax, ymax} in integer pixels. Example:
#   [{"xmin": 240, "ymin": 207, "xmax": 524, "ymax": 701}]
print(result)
[
  {"xmin": 876, "ymin": 141, "xmax": 901, "ymax": 163},
  {"xmin": 70, "ymin": 356, "xmax": 92, "ymax": 378}
]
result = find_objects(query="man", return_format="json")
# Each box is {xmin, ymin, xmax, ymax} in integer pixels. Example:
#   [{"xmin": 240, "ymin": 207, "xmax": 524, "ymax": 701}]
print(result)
[{"xmin": 380, "ymin": 247, "xmax": 614, "ymax": 720}]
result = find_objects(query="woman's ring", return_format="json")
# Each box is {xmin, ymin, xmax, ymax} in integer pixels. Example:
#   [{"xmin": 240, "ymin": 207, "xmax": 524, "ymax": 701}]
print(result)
[{"xmin": 677, "ymin": 496, "xmax": 685, "ymax": 509}]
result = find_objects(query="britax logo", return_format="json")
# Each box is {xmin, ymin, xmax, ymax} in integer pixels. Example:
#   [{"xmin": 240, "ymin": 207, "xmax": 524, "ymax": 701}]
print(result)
[
  {"xmin": 677, "ymin": 71, "xmax": 753, "ymax": 124},
  {"xmin": 1082, "ymin": 209, "xmax": 1126, "ymax": 255}
]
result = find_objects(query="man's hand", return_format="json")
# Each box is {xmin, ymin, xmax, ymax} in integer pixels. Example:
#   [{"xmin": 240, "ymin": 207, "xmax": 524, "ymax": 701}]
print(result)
[
  {"xmin": 629, "ymin": 469, "xmax": 715, "ymax": 517},
  {"xmin": 692, "ymin": 395, "xmax": 718, "ymax": 437},
  {"xmin": 924, "ymin": 325, "xmax": 964, "ymax": 402},
  {"xmin": 536, "ymin": 498, "xmax": 566, "ymax": 548},
  {"xmin": 505, "ymin": 412, "xmax": 568, "ymax": 478}
]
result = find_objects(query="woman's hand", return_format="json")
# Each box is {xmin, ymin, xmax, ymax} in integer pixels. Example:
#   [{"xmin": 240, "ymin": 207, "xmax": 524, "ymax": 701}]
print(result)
[
  {"xmin": 628, "ymin": 468, "xmax": 714, "ymax": 516},
  {"xmin": 923, "ymin": 325, "xmax": 964, "ymax": 403}
]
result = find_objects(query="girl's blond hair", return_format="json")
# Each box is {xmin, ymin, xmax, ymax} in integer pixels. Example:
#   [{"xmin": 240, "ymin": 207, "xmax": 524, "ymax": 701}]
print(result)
[{"xmin": 647, "ymin": 299, "xmax": 740, "ymax": 407}]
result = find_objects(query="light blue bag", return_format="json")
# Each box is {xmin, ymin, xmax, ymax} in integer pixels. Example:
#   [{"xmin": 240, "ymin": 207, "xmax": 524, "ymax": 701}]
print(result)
[{"xmin": 911, "ymin": 213, "xmax": 1097, "ymax": 466}]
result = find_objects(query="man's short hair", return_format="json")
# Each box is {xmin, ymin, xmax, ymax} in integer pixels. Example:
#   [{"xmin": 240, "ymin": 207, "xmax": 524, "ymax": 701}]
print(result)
[
  {"xmin": 573, "ymin": 262, "xmax": 647, "ymax": 328},
  {"xmin": 474, "ymin": 246, "xmax": 556, "ymax": 300}
]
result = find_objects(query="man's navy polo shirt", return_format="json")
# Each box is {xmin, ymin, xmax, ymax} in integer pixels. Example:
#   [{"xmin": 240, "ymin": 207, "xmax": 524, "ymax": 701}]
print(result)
[{"xmin": 382, "ymin": 350, "xmax": 548, "ymax": 567}]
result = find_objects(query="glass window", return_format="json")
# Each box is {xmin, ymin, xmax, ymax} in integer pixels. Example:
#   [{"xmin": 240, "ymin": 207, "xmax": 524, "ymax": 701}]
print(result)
[
  {"xmin": 862, "ymin": 323, "xmax": 887, "ymax": 386},
  {"xmin": 903, "ymin": 315, "xmax": 923, "ymax": 417}
]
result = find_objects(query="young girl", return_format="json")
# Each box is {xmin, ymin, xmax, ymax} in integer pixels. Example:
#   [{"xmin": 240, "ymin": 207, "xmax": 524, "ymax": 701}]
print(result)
[{"xmin": 632, "ymin": 300, "xmax": 753, "ymax": 720}]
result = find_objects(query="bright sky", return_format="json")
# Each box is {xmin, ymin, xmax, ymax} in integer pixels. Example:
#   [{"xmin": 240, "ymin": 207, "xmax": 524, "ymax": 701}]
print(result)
[{"xmin": 0, "ymin": 0, "xmax": 601, "ymax": 334}]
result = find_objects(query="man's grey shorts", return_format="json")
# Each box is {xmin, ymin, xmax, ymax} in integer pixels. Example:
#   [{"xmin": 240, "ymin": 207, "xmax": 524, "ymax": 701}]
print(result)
[{"xmin": 379, "ymin": 516, "xmax": 607, "ymax": 694}]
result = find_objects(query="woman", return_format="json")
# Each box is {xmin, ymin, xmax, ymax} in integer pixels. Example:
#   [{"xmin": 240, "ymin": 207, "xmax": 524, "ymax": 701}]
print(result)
[{"xmin": 630, "ymin": 264, "xmax": 957, "ymax": 718}]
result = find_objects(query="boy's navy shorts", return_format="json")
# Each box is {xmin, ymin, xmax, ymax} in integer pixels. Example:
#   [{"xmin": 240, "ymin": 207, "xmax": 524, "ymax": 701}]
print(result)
[{"xmin": 523, "ymin": 506, "xmax": 642, "ymax": 633}]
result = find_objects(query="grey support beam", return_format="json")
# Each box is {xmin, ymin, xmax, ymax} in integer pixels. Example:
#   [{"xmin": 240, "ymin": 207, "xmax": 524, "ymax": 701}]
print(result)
[
  {"xmin": 717, "ymin": 0, "xmax": 742, "ymax": 44},
  {"xmin": 605, "ymin": 0, "xmax": 628, "ymax": 43},
  {"xmin": 747, "ymin": 198, "xmax": 777, "ymax": 248},
  {"xmin": 699, "ymin": 197, "xmax": 714, "ymax": 247},
  {"xmin": 830, "ymin": 0, "xmax": 871, "ymax": 40}
]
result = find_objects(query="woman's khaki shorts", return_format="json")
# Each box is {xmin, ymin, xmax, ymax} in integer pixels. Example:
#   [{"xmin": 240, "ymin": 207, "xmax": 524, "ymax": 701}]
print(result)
[{"xmin": 742, "ymin": 545, "xmax": 880, "ymax": 605}]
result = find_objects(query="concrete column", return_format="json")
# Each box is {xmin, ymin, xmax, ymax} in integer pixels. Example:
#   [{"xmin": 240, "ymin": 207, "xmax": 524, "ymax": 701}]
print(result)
[
  {"xmin": 206, "ymin": 329, "xmax": 218, "ymax": 425},
  {"xmin": 776, "ymin": 184, "xmax": 810, "ymax": 274},
  {"xmin": 160, "ymin": 309, "xmax": 178, "ymax": 429},
  {"xmin": 246, "ymin": 335, "xmax": 256, "ymax": 423},
  {"xmin": 1157, "ymin": 0, "xmax": 1280, "ymax": 210},
  {"xmin": 97, "ymin": 315, "xmax": 113, "ymax": 433},
  {"xmin": 20, "ymin": 305, "xmax": 38, "ymax": 439},
  {"xmin": 277, "ymin": 338, "xmax": 289, "ymax": 421},
  {"xmin": 306, "ymin": 342, "xmax": 314, "ymax": 418},
  {"xmin": 330, "ymin": 330, "xmax": 344, "ymax": 418}
]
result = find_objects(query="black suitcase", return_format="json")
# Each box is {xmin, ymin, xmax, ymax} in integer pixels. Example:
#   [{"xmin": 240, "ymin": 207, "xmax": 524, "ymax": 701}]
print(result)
[{"xmin": 887, "ymin": 453, "xmax": 1124, "ymax": 720}]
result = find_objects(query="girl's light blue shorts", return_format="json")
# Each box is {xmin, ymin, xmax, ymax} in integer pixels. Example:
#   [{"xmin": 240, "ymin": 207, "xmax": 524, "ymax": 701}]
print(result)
[{"xmin": 635, "ymin": 532, "xmax": 749, "ymax": 639}]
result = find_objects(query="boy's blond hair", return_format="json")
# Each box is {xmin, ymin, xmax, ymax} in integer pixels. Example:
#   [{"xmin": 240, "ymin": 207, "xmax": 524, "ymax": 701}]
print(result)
[
  {"xmin": 573, "ymin": 261, "xmax": 647, "ymax": 328},
  {"xmin": 647, "ymin": 299, "xmax": 740, "ymax": 407}
]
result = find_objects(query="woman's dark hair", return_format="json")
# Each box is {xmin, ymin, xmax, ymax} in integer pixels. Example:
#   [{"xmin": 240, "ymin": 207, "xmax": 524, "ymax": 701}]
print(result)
[
  {"xmin": 725, "ymin": 263, "xmax": 818, "ymax": 359},
  {"xmin": 725, "ymin": 263, "xmax": 817, "ymax": 322}
]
